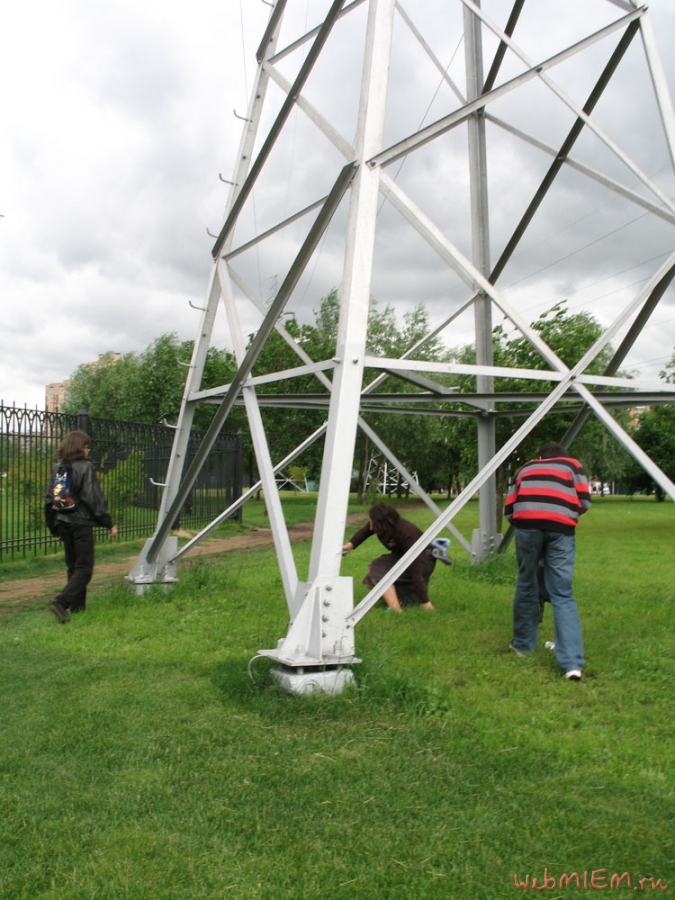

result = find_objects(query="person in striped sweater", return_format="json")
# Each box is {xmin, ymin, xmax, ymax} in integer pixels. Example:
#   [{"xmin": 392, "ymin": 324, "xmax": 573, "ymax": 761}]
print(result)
[{"xmin": 505, "ymin": 442, "xmax": 591, "ymax": 681}]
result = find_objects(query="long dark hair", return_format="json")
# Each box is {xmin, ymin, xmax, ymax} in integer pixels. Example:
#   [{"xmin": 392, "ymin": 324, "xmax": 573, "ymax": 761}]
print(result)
[
  {"xmin": 369, "ymin": 502, "xmax": 400, "ymax": 544},
  {"xmin": 57, "ymin": 430, "xmax": 91, "ymax": 463}
]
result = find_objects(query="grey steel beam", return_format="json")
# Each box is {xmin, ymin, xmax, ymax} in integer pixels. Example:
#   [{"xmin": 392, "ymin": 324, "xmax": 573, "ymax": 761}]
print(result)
[
  {"xmin": 146, "ymin": 162, "xmax": 356, "ymax": 565},
  {"xmin": 639, "ymin": 9, "xmax": 675, "ymax": 168},
  {"xmin": 212, "ymin": 0, "xmax": 349, "ymax": 259},
  {"xmin": 464, "ymin": 0, "xmax": 497, "ymax": 556},
  {"xmin": 372, "ymin": 370, "xmax": 459, "ymax": 396},
  {"xmin": 256, "ymin": 0, "xmax": 288, "ymax": 63},
  {"xmin": 562, "ymin": 260, "xmax": 675, "ymax": 447},
  {"xmin": 483, "ymin": 0, "xmax": 526, "ymax": 93},
  {"xmin": 242, "ymin": 390, "xmax": 675, "ymax": 412},
  {"xmin": 308, "ymin": 0, "xmax": 397, "ymax": 585},
  {"xmin": 269, "ymin": 0, "xmax": 367, "ymax": 65},
  {"xmin": 368, "ymin": 9, "xmax": 644, "ymax": 169},
  {"xmin": 486, "ymin": 114, "xmax": 675, "ymax": 225},
  {"xmin": 462, "ymin": 0, "xmax": 674, "ymax": 215},
  {"xmin": 224, "ymin": 196, "xmax": 329, "ymax": 261},
  {"xmin": 170, "ymin": 422, "xmax": 328, "ymax": 564},
  {"xmin": 489, "ymin": 18, "xmax": 641, "ymax": 285},
  {"xmin": 263, "ymin": 62, "xmax": 355, "ymax": 159},
  {"xmin": 358, "ymin": 416, "xmax": 472, "ymax": 553}
]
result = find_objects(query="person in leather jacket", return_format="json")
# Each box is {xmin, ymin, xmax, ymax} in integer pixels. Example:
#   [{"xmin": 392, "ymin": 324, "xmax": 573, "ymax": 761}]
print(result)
[{"xmin": 45, "ymin": 430, "xmax": 116, "ymax": 622}]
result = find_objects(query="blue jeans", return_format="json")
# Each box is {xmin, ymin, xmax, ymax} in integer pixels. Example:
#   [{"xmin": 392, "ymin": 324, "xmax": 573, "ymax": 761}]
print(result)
[{"xmin": 512, "ymin": 529, "xmax": 585, "ymax": 673}]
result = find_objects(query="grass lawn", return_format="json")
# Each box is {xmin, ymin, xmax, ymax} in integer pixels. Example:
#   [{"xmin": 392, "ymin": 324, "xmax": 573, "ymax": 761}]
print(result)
[{"xmin": 0, "ymin": 497, "xmax": 673, "ymax": 899}]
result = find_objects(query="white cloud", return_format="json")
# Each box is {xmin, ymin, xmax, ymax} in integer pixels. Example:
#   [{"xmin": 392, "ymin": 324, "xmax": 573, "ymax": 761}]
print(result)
[{"xmin": 1, "ymin": 0, "xmax": 674, "ymax": 408}]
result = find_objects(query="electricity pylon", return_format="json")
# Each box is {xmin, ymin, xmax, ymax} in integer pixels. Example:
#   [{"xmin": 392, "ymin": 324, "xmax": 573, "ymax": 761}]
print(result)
[{"xmin": 129, "ymin": 0, "xmax": 675, "ymax": 693}]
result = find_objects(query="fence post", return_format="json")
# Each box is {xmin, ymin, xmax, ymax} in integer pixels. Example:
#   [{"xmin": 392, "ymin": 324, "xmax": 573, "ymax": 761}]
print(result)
[
  {"xmin": 234, "ymin": 429, "xmax": 244, "ymax": 522},
  {"xmin": 77, "ymin": 407, "xmax": 91, "ymax": 436}
]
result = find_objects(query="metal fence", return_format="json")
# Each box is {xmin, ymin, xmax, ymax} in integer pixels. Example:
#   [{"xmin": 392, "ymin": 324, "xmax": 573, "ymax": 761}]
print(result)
[{"xmin": 0, "ymin": 404, "xmax": 243, "ymax": 560}]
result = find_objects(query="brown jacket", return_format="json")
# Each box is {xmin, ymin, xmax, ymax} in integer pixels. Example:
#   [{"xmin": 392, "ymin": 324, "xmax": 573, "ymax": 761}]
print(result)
[{"xmin": 350, "ymin": 517, "xmax": 430, "ymax": 604}]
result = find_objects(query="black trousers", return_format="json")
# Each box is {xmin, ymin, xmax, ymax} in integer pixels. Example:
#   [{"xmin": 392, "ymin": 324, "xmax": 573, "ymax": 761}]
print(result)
[{"xmin": 56, "ymin": 524, "xmax": 95, "ymax": 611}]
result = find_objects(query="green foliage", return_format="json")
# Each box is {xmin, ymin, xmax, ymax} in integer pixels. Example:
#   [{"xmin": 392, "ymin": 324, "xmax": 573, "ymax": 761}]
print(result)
[
  {"xmin": 1, "ymin": 440, "xmax": 53, "ymax": 534},
  {"xmin": 358, "ymin": 301, "xmax": 446, "ymax": 496},
  {"xmin": 498, "ymin": 301, "xmax": 612, "ymax": 374},
  {"xmin": 629, "ymin": 404, "xmax": 675, "ymax": 498},
  {"xmin": 287, "ymin": 465, "xmax": 308, "ymax": 489},
  {"xmin": 250, "ymin": 291, "xmax": 446, "ymax": 487},
  {"xmin": 443, "ymin": 301, "xmax": 627, "ymax": 489},
  {"xmin": 58, "ymin": 297, "xmax": 661, "ymax": 510},
  {"xmin": 96, "ymin": 450, "xmax": 145, "ymax": 525},
  {"xmin": 62, "ymin": 335, "xmax": 239, "ymax": 430},
  {"xmin": 490, "ymin": 302, "xmax": 613, "ymax": 463}
]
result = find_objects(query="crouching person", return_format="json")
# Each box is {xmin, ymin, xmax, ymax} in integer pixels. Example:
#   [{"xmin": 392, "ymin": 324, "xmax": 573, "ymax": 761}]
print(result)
[{"xmin": 342, "ymin": 502, "xmax": 437, "ymax": 613}]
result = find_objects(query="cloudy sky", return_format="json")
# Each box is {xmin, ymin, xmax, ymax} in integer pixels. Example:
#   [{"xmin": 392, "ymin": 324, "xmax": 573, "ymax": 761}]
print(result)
[{"xmin": 2, "ymin": 0, "xmax": 675, "ymax": 410}]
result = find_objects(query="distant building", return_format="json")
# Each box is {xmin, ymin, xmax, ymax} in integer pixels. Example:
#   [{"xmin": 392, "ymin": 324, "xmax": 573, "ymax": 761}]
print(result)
[
  {"xmin": 630, "ymin": 405, "xmax": 650, "ymax": 428},
  {"xmin": 45, "ymin": 381, "xmax": 69, "ymax": 412},
  {"xmin": 45, "ymin": 353, "xmax": 122, "ymax": 412}
]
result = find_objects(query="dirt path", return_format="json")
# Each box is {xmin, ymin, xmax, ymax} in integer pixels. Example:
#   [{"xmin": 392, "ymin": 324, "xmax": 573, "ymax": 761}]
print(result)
[{"xmin": 0, "ymin": 514, "xmax": 368, "ymax": 614}]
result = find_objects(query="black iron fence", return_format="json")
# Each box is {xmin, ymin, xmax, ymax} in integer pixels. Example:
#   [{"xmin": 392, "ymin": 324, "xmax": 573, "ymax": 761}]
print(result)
[{"xmin": 0, "ymin": 405, "xmax": 243, "ymax": 561}]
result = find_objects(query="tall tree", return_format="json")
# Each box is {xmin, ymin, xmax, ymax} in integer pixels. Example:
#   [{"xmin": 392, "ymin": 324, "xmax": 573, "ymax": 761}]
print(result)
[
  {"xmin": 440, "ymin": 302, "xmax": 628, "ymax": 519},
  {"xmin": 62, "ymin": 334, "xmax": 239, "ymax": 430},
  {"xmin": 250, "ymin": 293, "xmax": 446, "ymax": 495},
  {"xmin": 628, "ymin": 405, "xmax": 675, "ymax": 499},
  {"xmin": 62, "ymin": 351, "xmax": 142, "ymax": 421}
]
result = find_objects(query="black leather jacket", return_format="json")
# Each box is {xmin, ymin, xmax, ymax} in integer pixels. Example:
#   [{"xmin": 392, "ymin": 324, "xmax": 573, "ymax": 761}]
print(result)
[{"xmin": 45, "ymin": 459, "xmax": 113, "ymax": 534}]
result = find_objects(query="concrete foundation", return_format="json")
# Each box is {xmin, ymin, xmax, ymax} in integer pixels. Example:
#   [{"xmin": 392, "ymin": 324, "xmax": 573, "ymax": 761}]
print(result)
[{"xmin": 270, "ymin": 665, "xmax": 356, "ymax": 696}]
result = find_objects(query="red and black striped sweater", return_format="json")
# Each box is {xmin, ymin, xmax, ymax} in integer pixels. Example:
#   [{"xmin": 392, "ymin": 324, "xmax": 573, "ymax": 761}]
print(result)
[{"xmin": 505, "ymin": 455, "xmax": 591, "ymax": 535}]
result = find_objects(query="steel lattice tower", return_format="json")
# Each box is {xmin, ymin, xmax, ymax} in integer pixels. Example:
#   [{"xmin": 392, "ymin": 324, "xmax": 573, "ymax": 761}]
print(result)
[{"xmin": 129, "ymin": 0, "xmax": 675, "ymax": 692}]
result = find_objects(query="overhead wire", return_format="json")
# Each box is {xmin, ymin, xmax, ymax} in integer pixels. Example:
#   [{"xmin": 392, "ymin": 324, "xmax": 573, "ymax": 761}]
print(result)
[
  {"xmin": 497, "ymin": 164, "xmax": 675, "ymax": 357},
  {"xmin": 501, "ymin": 164, "xmax": 674, "ymax": 290}
]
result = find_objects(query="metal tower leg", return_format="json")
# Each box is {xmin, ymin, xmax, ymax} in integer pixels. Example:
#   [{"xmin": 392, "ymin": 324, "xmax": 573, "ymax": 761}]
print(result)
[
  {"xmin": 256, "ymin": 0, "xmax": 397, "ymax": 688},
  {"xmin": 465, "ymin": 1, "xmax": 497, "ymax": 561}
]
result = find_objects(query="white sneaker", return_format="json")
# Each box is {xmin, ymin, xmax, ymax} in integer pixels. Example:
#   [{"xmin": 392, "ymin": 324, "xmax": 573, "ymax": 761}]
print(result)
[
  {"xmin": 509, "ymin": 641, "xmax": 527, "ymax": 658},
  {"xmin": 565, "ymin": 669, "xmax": 582, "ymax": 681}
]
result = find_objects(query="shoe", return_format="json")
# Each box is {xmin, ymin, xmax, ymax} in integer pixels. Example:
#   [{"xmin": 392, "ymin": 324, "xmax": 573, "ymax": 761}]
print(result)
[
  {"xmin": 509, "ymin": 641, "xmax": 527, "ymax": 658},
  {"xmin": 50, "ymin": 601, "xmax": 69, "ymax": 624},
  {"xmin": 565, "ymin": 669, "xmax": 582, "ymax": 681},
  {"xmin": 544, "ymin": 641, "xmax": 556, "ymax": 650}
]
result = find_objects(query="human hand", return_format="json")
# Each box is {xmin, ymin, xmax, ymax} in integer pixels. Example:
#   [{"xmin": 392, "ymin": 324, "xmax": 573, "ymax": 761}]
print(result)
[{"xmin": 109, "ymin": 525, "xmax": 118, "ymax": 539}]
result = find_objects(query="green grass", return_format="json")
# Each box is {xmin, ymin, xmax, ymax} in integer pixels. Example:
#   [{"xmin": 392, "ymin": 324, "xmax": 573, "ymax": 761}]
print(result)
[{"xmin": 1, "ymin": 498, "xmax": 673, "ymax": 899}]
